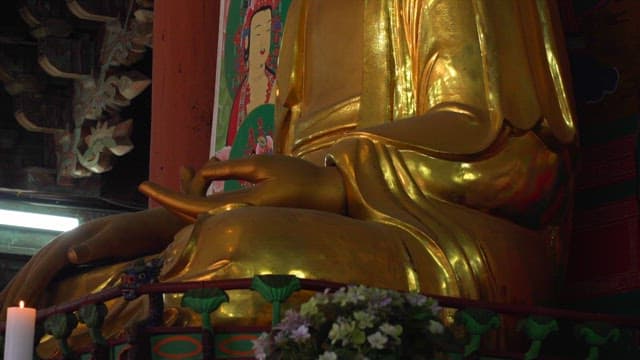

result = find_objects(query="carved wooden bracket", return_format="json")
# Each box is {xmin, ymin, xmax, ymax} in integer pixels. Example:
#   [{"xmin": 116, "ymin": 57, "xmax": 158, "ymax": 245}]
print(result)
[{"xmin": 2, "ymin": 0, "xmax": 155, "ymax": 185}]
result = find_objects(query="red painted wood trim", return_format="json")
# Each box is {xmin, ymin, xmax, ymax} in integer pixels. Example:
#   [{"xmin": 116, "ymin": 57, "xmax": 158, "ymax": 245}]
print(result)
[{"xmin": 149, "ymin": 0, "xmax": 220, "ymax": 201}]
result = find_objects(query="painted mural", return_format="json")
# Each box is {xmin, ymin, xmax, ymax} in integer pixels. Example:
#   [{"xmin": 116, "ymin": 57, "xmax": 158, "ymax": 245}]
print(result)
[{"xmin": 213, "ymin": 0, "xmax": 291, "ymax": 191}]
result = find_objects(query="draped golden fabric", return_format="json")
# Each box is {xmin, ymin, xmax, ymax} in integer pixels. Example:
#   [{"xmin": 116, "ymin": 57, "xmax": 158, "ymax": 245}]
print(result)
[
  {"xmin": 277, "ymin": 0, "xmax": 574, "ymax": 156},
  {"xmin": 275, "ymin": 0, "xmax": 576, "ymax": 299}
]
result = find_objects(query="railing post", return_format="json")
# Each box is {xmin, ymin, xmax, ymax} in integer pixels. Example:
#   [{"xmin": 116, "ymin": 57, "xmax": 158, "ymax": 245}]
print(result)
[
  {"xmin": 120, "ymin": 258, "xmax": 163, "ymax": 360},
  {"xmin": 181, "ymin": 287, "xmax": 230, "ymax": 359},
  {"xmin": 77, "ymin": 303, "xmax": 109, "ymax": 360},
  {"xmin": 250, "ymin": 275, "xmax": 301, "ymax": 326}
]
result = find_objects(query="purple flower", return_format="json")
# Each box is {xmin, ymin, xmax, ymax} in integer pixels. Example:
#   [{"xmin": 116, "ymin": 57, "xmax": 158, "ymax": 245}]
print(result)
[
  {"xmin": 369, "ymin": 296, "xmax": 392, "ymax": 310},
  {"xmin": 291, "ymin": 324, "xmax": 311, "ymax": 342},
  {"xmin": 275, "ymin": 309, "xmax": 310, "ymax": 332},
  {"xmin": 251, "ymin": 333, "xmax": 272, "ymax": 360}
]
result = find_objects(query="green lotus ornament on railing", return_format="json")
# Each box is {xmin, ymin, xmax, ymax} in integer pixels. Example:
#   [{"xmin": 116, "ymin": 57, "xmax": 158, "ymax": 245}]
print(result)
[
  {"xmin": 181, "ymin": 288, "xmax": 229, "ymax": 333},
  {"xmin": 575, "ymin": 321, "xmax": 620, "ymax": 360},
  {"xmin": 518, "ymin": 315, "xmax": 559, "ymax": 360},
  {"xmin": 250, "ymin": 275, "xmax": 301, "ymax": 325},
  {"xmin": 44, "ymin": 312, "xmax": 78, "ymax": 359},
  {"xmin": 454, "ymin": 308, "xmax": 501, "ymax": 357},
  {"xmin": 77, "ymin": 303, "xmax": 108, "ymax": 346}
]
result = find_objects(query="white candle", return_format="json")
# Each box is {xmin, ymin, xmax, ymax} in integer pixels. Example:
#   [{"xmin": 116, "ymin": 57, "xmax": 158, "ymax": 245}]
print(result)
[{"xmin": 3, "ymin": 301, "xmax": 36, "ymax": 360}]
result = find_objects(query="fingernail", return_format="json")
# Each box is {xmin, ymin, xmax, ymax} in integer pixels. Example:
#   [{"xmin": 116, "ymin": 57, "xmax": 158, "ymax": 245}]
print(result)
[{"xmin": 68, "ymin": 245, "xmax": 89, "ymax": 263}]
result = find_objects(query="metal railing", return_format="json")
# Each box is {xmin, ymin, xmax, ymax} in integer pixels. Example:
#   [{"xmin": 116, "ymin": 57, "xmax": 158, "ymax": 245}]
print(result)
[{"xmin": 2, "ymin": 275, "xmax": 640, "ymax": 359}]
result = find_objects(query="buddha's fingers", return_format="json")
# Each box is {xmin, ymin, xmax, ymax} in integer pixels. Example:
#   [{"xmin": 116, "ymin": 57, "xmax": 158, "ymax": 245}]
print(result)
[
  {"xmin": 182, "ymin": 157, "xmax": 222, "ymax": 196},
  {"xmin": 139, "ymin": 181, "xmax": 211, "ymax": 222},
  {"xmin": 179, "ymin": 166, "xmax": 197, "ymax": 194},
  {"xmin": 139, "ymin": 181, "xmax": 258, "ymax": 221},
  {"xmin": 198, "ymin": 155, "xmax": 280, "ymax": 182}
]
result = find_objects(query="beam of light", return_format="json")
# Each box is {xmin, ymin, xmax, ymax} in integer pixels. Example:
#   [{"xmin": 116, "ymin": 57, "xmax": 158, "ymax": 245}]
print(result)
[{"xmin": 0, "ymin": 209, "xmax": 79, "ymax": 232}]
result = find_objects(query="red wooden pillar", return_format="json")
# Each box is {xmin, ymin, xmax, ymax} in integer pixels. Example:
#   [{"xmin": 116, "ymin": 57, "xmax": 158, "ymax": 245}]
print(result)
[{"xmin": 149, "ymin": 0, "xmax": 220, "ymax": 198}]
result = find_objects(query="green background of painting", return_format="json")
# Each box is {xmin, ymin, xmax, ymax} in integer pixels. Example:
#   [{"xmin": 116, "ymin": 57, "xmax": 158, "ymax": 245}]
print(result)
[{"xmin": 224, "ymin": 104, "xmax": 274, "ymax": 191}]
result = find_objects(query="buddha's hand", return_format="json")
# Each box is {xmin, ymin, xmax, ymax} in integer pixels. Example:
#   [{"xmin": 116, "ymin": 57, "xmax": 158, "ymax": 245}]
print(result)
[
  {"xmin": 179, "ymin": 157, "xmax": 221, "ymax": 196},
  {"xmin": 0, "ymin": 215, "xmax": 113, "ymax": 313},
  {"xmin": 0, "ymin": 209, "xmax": 183, "ymax": 312},
  {"xmin": 139, "ymin": 154, "xmax": 347, "ymax": 222}
]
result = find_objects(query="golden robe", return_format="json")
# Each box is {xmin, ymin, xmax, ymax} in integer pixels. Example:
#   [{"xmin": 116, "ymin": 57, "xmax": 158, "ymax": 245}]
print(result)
[{"xmin": 269, "ymin": 0, "xmax": 575, "ymax": 300}]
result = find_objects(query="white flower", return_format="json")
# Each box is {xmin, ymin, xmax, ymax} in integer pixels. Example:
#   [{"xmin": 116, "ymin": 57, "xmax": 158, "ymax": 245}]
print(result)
[
  {"xmin": 300, "ymin": 299, "xmax": 319, "ymax": 317},
  {"xmin": 318, "ymin": 351, "xmax": 338, "ymax": 360},
  {"xmin": 316, "ymin": 289, "xmax": 331, "ymax": 304},
  {"xmin": 404, "ymin": 292, "xmax": 427, "ymax": 306},
  {"xmin": 333, "ymin": 285, "xmax": 367, "ymax": 306},
  {"xmin": 428, "ymin": 319, "xmax": 445, "ymax": 334},
  {"xmin": 353, "ymin": 311, "xmax": 375, "ymax": 329},
  {"xmin": 254, "ymin": 349, "xmax": 267, "ymax": 360},
  {"xmin": 367, "ymin": 331, "xmax": 388, "ymax": 349},
  {"xmin": 379, "ymin": 322, "xmax": 403, "ymax": 340},
  {"xmin": 331, "ymin": 288, "xmax": 349, "ymax": 306},
  {"xmin": 329, "ymin": 318, "xmax": 356, "ymax": 345}
]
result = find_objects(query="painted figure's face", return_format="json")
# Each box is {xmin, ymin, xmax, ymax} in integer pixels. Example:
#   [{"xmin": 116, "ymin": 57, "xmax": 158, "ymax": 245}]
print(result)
[{"xmin": 248, "ymin": 8, "xmax": 272, "ymax": 69}]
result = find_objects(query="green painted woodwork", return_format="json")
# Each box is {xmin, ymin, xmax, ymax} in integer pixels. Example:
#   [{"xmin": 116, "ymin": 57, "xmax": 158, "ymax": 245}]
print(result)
[
  {"xmin": 454, "ymin": 308, "xmax": 501, "ymax": 357},
  {"xmin": 43, "ymin": 312, "xmax": 78, "ymax": 358},
  {"xmin": 214, "ymin": 333, "xmax": 261, "ymax": 359},
  {"xmin": 77, "ymin": 303, "xmax": 108, "ymax": 346},
  {"xmin": 518, "ymin": 316, "xmax": 559, "ymax": 360},
  {"xmin": 575, "ymin": 322, "xmax": 620, "ymax": 360},
  {"xmin": 150, "ymin": 334, "xmax": 203, "ymax": 360},
  {"xmin": 111, "ymin": 343, "xmax": 128, "ymax": 360},
  {"xmin": 181, "ymin": 288, "xmax": 229, "ymax": 333},
  {"xmin": 250, "ymin": 274, "xmax": 301, "ymax": 325}
]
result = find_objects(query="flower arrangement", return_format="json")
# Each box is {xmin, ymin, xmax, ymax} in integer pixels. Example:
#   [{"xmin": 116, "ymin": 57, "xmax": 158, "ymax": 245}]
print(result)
[{"xmin": 252, "ymin": 285, "xmax": 450, "ymax": 359}]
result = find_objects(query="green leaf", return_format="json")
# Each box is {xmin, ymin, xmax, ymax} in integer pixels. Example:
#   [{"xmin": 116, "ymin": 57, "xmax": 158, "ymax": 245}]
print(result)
[
  {"xmin": 411, "ymin": 310, "xmax": 432, "ymax": 321},
  {"xmin": 352, "ymin": 328, "xmax": 366, "ymax": 345}
]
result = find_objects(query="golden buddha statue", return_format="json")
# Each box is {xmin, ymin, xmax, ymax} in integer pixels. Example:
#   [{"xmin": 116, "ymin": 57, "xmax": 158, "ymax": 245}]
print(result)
[{"xmin": 2, "ymin": 0, "xmax": 576, "ymax": 346}]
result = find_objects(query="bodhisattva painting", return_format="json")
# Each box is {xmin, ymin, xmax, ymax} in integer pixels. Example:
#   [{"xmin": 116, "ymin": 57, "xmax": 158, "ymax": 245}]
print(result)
[{"xmin": 215, "ymin": 0, "xmax": 291, "ymax": 192}]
